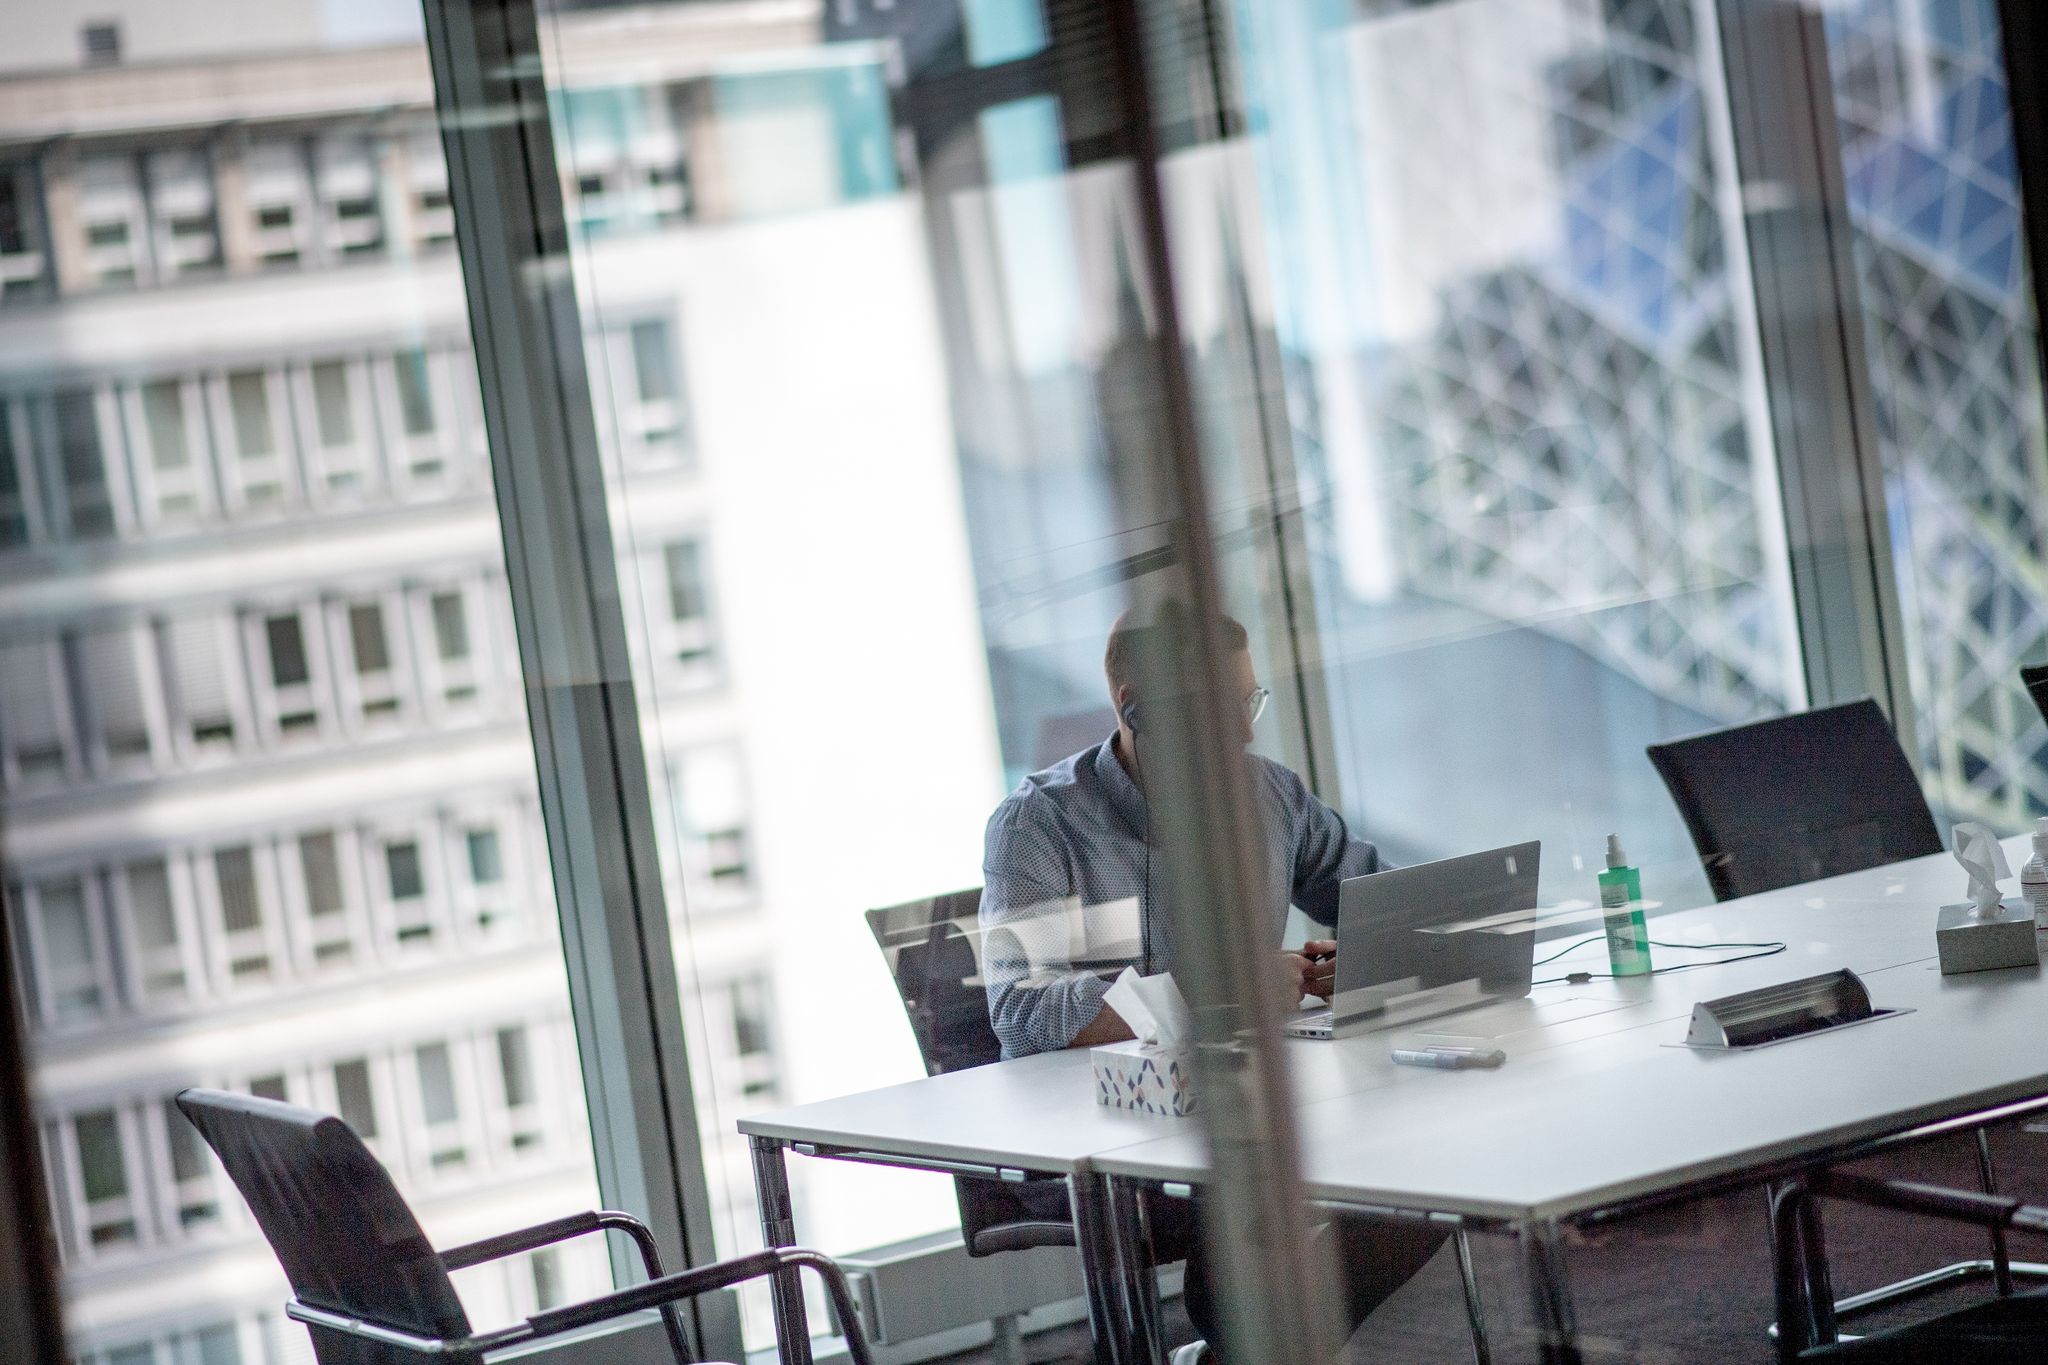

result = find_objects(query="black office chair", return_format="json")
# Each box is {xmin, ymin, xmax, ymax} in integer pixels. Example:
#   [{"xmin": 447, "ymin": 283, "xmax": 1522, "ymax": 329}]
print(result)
[
  {"xmin": 2022, "ymin": 664, "xmax": 2048, "ymax": 731},
  {"xmin": 1771, "ymin": 1169, "xmax": 2048, "ymax": 1363},
  {"xmin": 1646, "ymin": 698, "xmax": 1943, "ymax": 903},
  {"xmin": 1650, "ymin": 700, "xmax": 2048, "ymax": 1335},
  {"xmin": 174, "ymin": 1088, "xmax": 873, "ymax": 1365}
]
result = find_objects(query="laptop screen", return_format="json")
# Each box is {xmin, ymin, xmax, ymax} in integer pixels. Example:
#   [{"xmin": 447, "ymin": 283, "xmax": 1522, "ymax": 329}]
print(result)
[{"xmin": 1329, "ymin": 842, "xmax": 1542, "ymax": 1019}]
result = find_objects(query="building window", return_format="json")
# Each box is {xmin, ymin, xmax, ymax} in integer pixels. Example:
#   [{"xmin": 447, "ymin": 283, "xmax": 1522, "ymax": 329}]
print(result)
[
  {"xmin": 314, "ymin": 135, "xmax": 385, "ymax": 258},
  {"xmin": 158, "ymin": 1099, "xmax": 220, "ymax": 1233},
  {"xmin": 333, "ymin": 1058, "xmax": 378, "ymax": 1139},
  {"xmin": 217, "ymin": 369, "xmax": 295, "ymax": 512},
  {"xmin": 421, "ymin": 585, "xmax": 483, "ymax": 709},
  {"xmin": 725, "ymin": 977, "xmax": 779, "ymax": 1101},
  {"xmin": 117, "ymin": 858, "xmax": 192, "ymax": 1007},
  {"xmin": 408, "ymin": 132, "xmax": 455, "ymax": 248},
  {"xmin": 296, "ymin": 829, "xmax": 357, "ymax": 967},
  {"xmin": 75, "ymin": 155, "xmax": 146, "ymax": 288},
  {"xmin": 211, "ymin": 844, "xmax": 275, "ymax": 987},
  {"xmin": 70, "ymin": 1109, "xmax": 139, "ymax": 1250},
  {"xmin": 244, "ymin": 140, "xmax": 313, "ymax": 269},
  {"xmin": 494, "ymin": 1025, "xmax": 544, "ymax": 1152},
  {"xmin": 656, "ymin": 538, "xmax": 718, "ymax": 679},
  {"xmin": 52, "ymin": 389, "xmax": 118, "ymax": 539},
  {"xmin": 413, "ymin": 1041, "xmax": 467, "ymax": 1170},
  {"xmin": 0, "ymin": 161, "xmax": 51, "ymax": 301},
  {"xmin": 26, "ymin": 875, "xmax": 113, "ymax": 1028},
  {"xmin": 253, "ymin": 607, "xmax": 326, "ymax": 740},
  {"xmin": 0, "ymin": 638, "xmax": 78, "ymax": 786},
  {"xmin": 340, "ymin": 597, "xmax": 406, "ymax": 725},
  {"xmin": 0, "ymin": 398, "xmax": 34, "ymax": 546},
  {"xmin": 531, "ymin": 1247, "xmax": 564, "ymax": 1311},
  {"xmin": 131, "ymin": 378, "xmax": 211, "ymax": 527},
  {"xmin": 383, "ymin": 835, "xmax": 436, "ymax": 945},
  {"xmin": 144, "ymin": 147, "xmax": 221, "ymax": 278},
  {"xmin": 160, "ymin": 614, "xmax": 245, "ymax": 759},
  {"xmin": 73, "ymin": 626, "xmax": 158, "ymax": 773},
  {"xmin": 673, "ymin": 747, "xmax": 752, "ymax": 904},
  {"xmin": 80, "ymin": 22, "xmax": 122, "ymax": 67}
]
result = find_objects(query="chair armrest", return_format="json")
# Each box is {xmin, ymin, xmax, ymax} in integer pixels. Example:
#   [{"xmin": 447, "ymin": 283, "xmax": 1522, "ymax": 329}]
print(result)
[
  {"xmin": 439, "ymin": 1210, "xmax": 664, "ymax": 1274},
  {"xmin": 1813, "ymin": 1169, "xmax": 2043, "ymax": 1232},
  {"xmin": 524, "ymin": 1246, "xmax": 875, "ymax": 1365}
]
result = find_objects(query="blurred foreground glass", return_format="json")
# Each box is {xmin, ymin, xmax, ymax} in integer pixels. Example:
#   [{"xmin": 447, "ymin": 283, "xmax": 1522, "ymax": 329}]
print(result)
[{"xmin": 0, "ymin": 6, "xmax": 609, "ymax": 1359}]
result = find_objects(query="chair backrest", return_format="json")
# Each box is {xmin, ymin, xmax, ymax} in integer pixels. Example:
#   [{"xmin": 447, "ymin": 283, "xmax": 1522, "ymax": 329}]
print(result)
[
  {"xmin": 864, "ymin": 889, "xmax": 1001, "ymax": 1076},
  {"xmin": 1647, "ymin": 699, "xmax": 1943, "ymax": 902},
  {"xmin": 176, "ymin": 1088, "xmax": 472, "ymax": 1364},
  {"xmin": 2024, "ymin": 663, "xmax": 2048, "ymax": 730}
]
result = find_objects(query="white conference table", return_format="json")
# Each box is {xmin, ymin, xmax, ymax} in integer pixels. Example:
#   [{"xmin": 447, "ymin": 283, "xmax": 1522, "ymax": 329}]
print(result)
[{"xmin": 741, "ymin": 840, "xmax": 2048, "ymax": 1364}]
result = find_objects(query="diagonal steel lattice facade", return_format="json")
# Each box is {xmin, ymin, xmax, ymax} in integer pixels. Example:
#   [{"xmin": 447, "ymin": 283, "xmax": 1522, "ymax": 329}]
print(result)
[{"xmin": 1361, "ymin": 0, "xmax": 2046, "ymax": 824}]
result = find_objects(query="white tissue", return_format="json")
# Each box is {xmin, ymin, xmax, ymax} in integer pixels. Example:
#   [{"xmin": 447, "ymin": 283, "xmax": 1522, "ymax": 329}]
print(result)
[
  {"xmin": 1953, "ymin": 822, "xmax": 2012, "ymax": 916},
  {"xmin": 1104, "ymin": 967, "xmax": 1193, "ymax": 1051}
]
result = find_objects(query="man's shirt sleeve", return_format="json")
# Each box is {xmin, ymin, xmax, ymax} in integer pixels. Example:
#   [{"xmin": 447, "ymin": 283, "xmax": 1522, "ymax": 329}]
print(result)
[
  {"xmin": 1283, "ymin": 768, "xmax": 1386, "ymax": 928},
  {"xmin": 980, "ymin": 795, "xmax": 1114, "ymax": 1058}
]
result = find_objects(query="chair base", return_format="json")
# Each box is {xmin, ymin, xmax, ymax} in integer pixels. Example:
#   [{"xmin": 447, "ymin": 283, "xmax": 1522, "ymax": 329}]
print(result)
[{"xmin": 1768, "ymin": 1259, "xmax": 2048, "ymax": 1341}]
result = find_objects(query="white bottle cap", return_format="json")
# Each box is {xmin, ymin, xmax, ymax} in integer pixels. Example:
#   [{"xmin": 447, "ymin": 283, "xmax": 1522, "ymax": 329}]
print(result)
[{"xmin": 1605, "ymin": 834, "xmax": 1627, "ymax": 869}]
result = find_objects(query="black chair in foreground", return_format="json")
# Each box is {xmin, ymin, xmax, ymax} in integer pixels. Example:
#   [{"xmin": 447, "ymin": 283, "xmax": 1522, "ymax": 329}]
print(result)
[
  {"xmin": 2023, "ymin": 663, "xmax": 2048, "ymax": 731},
  {"xmin": 1646, "ymin": 698, "xmax": 1942, "ymax": 903},
  {"xmin": 175, "ymin": 1087, "xmax": 873, "ymax": 1365},
  {"xmin": 1650, "ymin": 699, "xmax": 2048, "ymax": 1336},
  {"xmin": 1772, "ymin": 1168, "xmax": 2048, "ymax": 1364}
]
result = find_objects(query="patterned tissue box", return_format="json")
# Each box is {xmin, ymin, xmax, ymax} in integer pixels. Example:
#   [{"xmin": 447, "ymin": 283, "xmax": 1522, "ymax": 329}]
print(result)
[{"xmin": 1091, "ymin": 1040, "xmax": 1198, "ymax": 1116}]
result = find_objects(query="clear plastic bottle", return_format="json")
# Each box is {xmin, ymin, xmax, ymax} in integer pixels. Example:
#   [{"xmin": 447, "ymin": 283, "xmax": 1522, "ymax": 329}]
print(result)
[
  {"xmin": 1598, "ymin": 834, "xmax": 1652, "ymax": 976},
  {"xmin": 2022, "ymin": 817, "xmax": 2048, "ymax": 929}
]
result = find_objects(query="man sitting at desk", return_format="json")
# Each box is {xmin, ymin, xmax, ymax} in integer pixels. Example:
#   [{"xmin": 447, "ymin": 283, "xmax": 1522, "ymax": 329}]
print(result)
[{"xmin": 980, "ymin": 604, "xmax": 1448, "ymax": 1362}]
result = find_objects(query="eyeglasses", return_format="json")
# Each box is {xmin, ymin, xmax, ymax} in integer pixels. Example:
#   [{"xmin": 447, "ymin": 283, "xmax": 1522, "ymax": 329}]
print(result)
[{"xmin": 1245, "ymin": 686, "xmax": 1271, "ymax": 725}]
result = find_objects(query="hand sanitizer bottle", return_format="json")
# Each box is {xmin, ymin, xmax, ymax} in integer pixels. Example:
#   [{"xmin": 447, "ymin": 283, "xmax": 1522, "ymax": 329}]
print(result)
[
  {"xmin": 1599, "ymin": 834, "xmax": 1652, "ymax": 976},
  {"xmin": 2023, "ymin": 818, "xmax": 2048, "ymax": 928}
]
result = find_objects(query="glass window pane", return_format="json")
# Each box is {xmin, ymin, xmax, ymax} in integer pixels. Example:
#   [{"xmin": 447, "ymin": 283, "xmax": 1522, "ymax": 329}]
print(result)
[
  {"xmin": 54, "ymin": 389, "xmax": 114, "ymax": 537},
  {"xmin": 430, "ymin": 590, "xmax": 469, "ymax": 660},
  {"xmin": 414, "ymin": 1042, "xmax": 457, "ymax": 1125},
  {"xmin": 384, "ymin": 841, "xmax": 423, "ymax": 900},
  {"xmin": 466, "ymin": 828, "xmax": 502, "ymax": 884},
  {"xmin": 348, "ymin": 602, "xmax": 389, "ymax": 674},
  {"xmin": 393, "ymin": 350, "xmax": 435, "ymax": 435},
  {"xmin": 247, "ymin": 1074, "xmax": 286, "ymax": 1103},
  {"xmin": 310, "ymin": 360, "xmax": 354, "ymax": 447},
  {"xmin": 74, "ymin": 1110, "xmax": 127, "ymax": 1203},
  {"xmin": 225, "ymin": 371, "xmax": 272, "ymax": 457},
  {"xmin": 333, "ymin": 1058, "xmax": 376, "ymax": 1138},
  {"xmin": 496, "ymin": 1026, "xmax": 533, "ymax": 1108},
  {"xmin": 630, "ymin": 319, "xmax": 678, "ymax": 402},
  {"xmin": 663, "ymin": 540, "xmax": 706, "ymax": 622},
  {"xmin": 162, "ymin": 1100, "xmax": 209, "ymax": 1182},
  {"xmin": 192, "ymin": 1325, "xmax": 240, "ymax": 1365},
  {"xmin": 299, "ymin": 831, "xmax": 344, "ymax": 917},
  {"xmin": 213, "ymin": 846, "xmax": 260, "ymax": 934},
  {"xmin": 40, "ymin": 879, "xmax": 93, "ymax": 971},
  {"xmin": 142, "ymin": 381, "xmax": 189, "ymax": 469},
  {"xmin": 125, "ymin": 861, "xmax": 178, "ymax": 952},
  {"xmin": 263, "ymin": 614, "xmax": 308, "ymax": 687}
]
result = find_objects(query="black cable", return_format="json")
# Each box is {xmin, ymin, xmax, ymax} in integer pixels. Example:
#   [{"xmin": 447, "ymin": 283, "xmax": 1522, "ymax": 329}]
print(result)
[{"xmin": 1532, "ymin": 939, "xmax": 1787, "ymax": 987}]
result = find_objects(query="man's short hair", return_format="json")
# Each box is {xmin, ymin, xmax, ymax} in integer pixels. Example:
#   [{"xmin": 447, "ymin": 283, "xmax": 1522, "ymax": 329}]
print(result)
[{"xmin": 1104, "ymin": 601, "xmax": 1250, "ymax": 694}]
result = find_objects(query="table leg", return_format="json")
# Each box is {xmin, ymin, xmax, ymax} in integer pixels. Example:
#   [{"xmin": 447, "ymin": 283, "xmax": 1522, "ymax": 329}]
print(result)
[
  {"xmin": 1108, "ymin": 1176, "xmax": 1167, "ymax": 1363},
  {"xmin": 1069, "ymin": 1171, "xmax": 1137, "ymax": 1364},
  {"xmin": 750, "ymin": 1135, "xmax": 813, "ymax": 1365},
  {"xmin": 1452, "ymin": 1226, "xmax": 1492, "ymax": 1365},
  {"xmin": 1521, "ymin": 1219, "xmax": 1581, "ymax": 1365}
]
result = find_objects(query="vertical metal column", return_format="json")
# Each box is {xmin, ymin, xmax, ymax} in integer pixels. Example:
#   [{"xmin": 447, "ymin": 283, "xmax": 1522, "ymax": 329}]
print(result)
[
  {"xmin": 418, "ymin": 0, "xmax": 736, "ymax": 1356},
  {"xmin": 1521, "ymin": 1220, "xmax": 1581, "ymax": 1365},
  {"xmin": 1108, "ymin": 1176, "xmax": 1168, "ymax": 1363},
  {"xmin": 1069, "ymin": 1171, "xmax": 1136, "ymax": 1365},
  {"xmin": 1452, "ymin": 1227, "xmax": 1492, "ymax": 1365},
  {"xmin": 1713, "ymin": 0, "xmax": 1912, "ymax": 728},
  {"xmin": 750, "ymin": 1137, "xmax": 813, "ymax": 1365},
  {"xmin": 1091, "ymin": 0, "xmax": 1340, "ymax": 1359}
]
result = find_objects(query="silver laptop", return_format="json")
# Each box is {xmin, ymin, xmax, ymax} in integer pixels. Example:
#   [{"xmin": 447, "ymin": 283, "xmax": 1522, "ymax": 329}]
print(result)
[{"xmin": 1283, "ymin": 841, "xmax": 1542, "ymax": 1039}]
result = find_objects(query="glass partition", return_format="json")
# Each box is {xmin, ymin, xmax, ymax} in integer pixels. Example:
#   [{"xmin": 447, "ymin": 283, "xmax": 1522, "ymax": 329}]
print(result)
[
  {"xmin": 1817, "ymin": 0, "xmax": 2048, "ymax": 829},
  {"xmin": 0, "ymin": 7, "xmax": 613, "ymax": 1360}
]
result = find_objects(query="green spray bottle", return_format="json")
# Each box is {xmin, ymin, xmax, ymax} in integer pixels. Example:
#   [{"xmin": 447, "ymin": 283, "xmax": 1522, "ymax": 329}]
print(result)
[{"xmin": 1599, "ymin": 834, "xmax": 1652, "ymax": 976}]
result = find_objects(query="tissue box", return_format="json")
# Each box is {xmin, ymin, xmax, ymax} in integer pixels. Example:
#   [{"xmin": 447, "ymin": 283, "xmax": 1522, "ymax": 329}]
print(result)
[
  {"xmin": 1091, "ymin": 1040, "xmax": 1197, "ymax": 1116},
  {"xmin": 1937, "ymin": 898, "xmax": 2040, "ymax": 975}
]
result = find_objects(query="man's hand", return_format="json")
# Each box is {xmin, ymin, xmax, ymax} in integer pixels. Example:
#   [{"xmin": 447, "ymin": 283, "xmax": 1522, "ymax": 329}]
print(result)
[
  {"xmin": 1301, "ymin": 939, "xmax": 1338, "ymax": 999},
  {"xmin": 1277, "ymin": 950, "xmax": 1312, "ymax": 1002}
]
